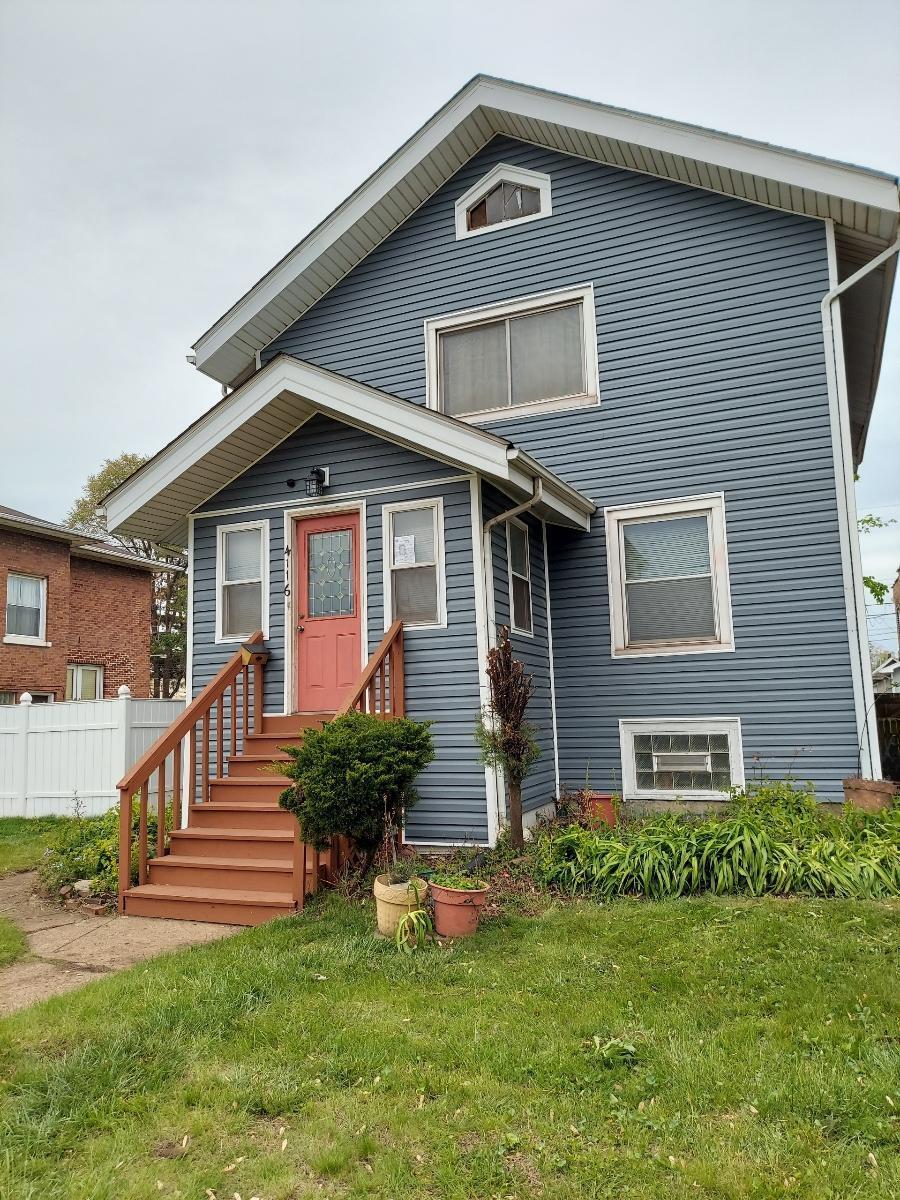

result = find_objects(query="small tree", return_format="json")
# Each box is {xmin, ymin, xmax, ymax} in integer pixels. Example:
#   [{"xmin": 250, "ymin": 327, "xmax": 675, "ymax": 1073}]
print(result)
[
  {"xmin": 278, "ymin": 711, "xmax": 434, "ymax": 876},
  {"xmin": 475, "ymin": 626, "xmax": 540, "ymax": 850}
]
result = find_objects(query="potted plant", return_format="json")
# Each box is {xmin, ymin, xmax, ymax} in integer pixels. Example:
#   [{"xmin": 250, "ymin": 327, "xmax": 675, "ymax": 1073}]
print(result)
[
  {"xmin": 842, "ymin": 776, "xmax": 897, "ymax": 813},
  {"xmin": 279, "ymin": 711, "xmax": 435, "ymax": 930},
  {"xmin": 373, "ymin": 858, "xmax": 430, "ymax": 938},
  {"xmin": 429, "ymin": 870, "xmax": 491, "ymax": 937},
  {"xmin": 475, "ymin": 626, "xmax": 540, "ymax": 850}
]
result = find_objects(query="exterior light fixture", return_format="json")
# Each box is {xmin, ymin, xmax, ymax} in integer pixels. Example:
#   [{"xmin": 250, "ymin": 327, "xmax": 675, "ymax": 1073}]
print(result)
[{"xmin": 305, "ymin": 467, "xmax": 328, "ymax": 497}]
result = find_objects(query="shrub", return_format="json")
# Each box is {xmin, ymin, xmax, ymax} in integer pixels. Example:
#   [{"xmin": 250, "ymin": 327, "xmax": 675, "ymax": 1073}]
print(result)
[
  {"xmin": 38, "ymin": 803, "xmax": 168, "ymax": 898},
  {"xmin": 539, "ymin": 781, "xmax": 899, "ymax": 901},
  {"xmin": 278, "ymin": 711, "xmax": 434, "ymax": 868}
]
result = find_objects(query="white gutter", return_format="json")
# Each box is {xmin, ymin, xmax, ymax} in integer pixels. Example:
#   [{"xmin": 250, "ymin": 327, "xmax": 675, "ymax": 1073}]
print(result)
[{"xmin": 821, "ymin": 230, "xmax": 900, "ymax": 779}]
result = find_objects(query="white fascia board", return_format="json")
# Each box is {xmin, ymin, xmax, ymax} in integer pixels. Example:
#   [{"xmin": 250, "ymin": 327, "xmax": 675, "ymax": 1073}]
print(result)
[
  {"xmin": 477, "ymin": 78, "xmax": 900, "ymax": 212},
  {"xmin": 192, "ymin": 82, "xmax": 488, "ymax": 370},
  {"xmin": 192, "ymin": 76, "xmax": 898, "ymax": 376}
]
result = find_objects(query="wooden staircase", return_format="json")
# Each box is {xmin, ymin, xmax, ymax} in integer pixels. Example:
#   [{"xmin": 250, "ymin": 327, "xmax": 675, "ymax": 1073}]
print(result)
[
  {"xmin": 117, "ymin": 622, "xmax": 405, "ymax": 926},
  {"xmin": 122, "ymin": 712, "xmax": 333, "ymax": 925}
]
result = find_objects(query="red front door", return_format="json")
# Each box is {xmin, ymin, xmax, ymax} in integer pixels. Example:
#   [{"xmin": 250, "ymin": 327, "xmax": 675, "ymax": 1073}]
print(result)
[{"xmin": 294, "ymin": 510, "xmax": 362, "ymax": 712}]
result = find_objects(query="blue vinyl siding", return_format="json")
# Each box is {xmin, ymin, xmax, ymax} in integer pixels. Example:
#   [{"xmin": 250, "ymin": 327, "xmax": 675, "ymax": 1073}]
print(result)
[
  {"xmin": 483, "ymin": 483, "xmax": 556, "ymax": 816},
  {"xmin": 190, "ymin": 415, "xmax": 488, "ymax": 843},
  {"xmin": 262, "ymin": 135, "xmax": 856, "ymax": 803}
]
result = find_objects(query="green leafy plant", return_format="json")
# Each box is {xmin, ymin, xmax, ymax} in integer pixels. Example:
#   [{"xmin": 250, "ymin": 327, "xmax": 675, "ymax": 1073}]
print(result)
[
  {"xmin": 539, "ymin": 780, "xmax": 899, "ymax": 901},
  {"xmin": 39, "ymin": 802, "xmax": 170, "ymax": 898},
  {"xmin": 429, "ymin": 870, "xmax": 488, "ymax": 891},
  {"xmin": 395, "ymin": 905, "xmax": 433, "ymax": 953},
  {"xmin": 475, "ymin": 625, "xmax": 540, "ymax": 851},
  {"xmin": 278, "ymin": 711, "xmax": 435, "ymax": 874}
]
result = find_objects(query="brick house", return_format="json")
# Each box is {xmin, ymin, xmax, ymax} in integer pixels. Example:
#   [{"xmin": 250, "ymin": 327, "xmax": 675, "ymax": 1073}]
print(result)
[{"xmin": 0, "ymin": 505, "xmax": 158, "ymax": 703}]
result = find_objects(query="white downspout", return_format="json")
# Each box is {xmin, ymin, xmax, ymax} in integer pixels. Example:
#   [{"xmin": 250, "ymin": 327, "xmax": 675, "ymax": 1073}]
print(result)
[
  {"xmin": 821, "ymin": 231, "xmax": 900, "ymax": 778},
  {"xmin": 482, "ymin": 477, "xmax": 544, "ymax": 647}
]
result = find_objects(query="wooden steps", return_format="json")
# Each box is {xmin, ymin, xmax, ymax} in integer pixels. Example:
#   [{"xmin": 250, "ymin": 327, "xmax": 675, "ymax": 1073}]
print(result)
[{"xmin": 122, "ymin": 710, "xmax": 334, "ymax": 925}]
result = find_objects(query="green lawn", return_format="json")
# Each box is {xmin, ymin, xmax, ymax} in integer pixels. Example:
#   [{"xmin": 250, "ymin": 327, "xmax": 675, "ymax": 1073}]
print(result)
[
  {"xmin": 0, "ymin": 816, "xmax": 67, "ymax": 875},
  {"xmin": 0, "ymin": 896, "xmax": 897, "ymax": 1199},
  {"xmin": 0, "ymin": 917, "xmax": 27, "ymax": 968}
]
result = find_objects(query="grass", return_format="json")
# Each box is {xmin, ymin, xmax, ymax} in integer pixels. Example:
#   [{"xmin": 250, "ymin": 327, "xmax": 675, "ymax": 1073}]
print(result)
[
  {"xmin": 0, "ymin": 817, "xmax": 68, "ymax": 875},
  {"xmin": 0, "ymin": 896, "xmax": 897, "ymax": 1199},
  {"xmin": 0, "ymin": 918, "xmax": 27, "ymax": 968}
]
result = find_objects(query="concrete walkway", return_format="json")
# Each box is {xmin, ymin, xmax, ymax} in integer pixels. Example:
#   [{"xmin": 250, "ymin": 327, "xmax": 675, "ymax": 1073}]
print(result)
[{"xmin": 0, "ymin": 872, "xmax": 239, "ymax": 1016}]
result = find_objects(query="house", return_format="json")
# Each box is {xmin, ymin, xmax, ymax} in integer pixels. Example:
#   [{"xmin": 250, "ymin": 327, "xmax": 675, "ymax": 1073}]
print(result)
[
  {"xmin": 0, "ymin": 504, "xmax": 158, "ymax": 702},
  {"xmin": 874, "ymin": 655, "xmax": 900, "ymax": 694},
  {"xmin": 103, "ymin": 77, "xmax": 898, "ymax": 922}
]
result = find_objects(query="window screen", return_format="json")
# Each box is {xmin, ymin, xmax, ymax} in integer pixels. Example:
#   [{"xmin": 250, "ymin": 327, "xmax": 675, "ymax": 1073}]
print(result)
[
  {"xmin": 439, "ymin": 302, "xmax": 586, "ymax": 417},
  {"xmin": 220, "ymin": 526, "xmax": 264, "ymax": 639},
  {"xmin": 507, "ymin": 522, "xmax": 532, "ymax": 634},
  {"xmin": 622, "ymin": 515, "xmax": 716, "ymax": 644},
  {"xmin": 389, "ymin": 505, "xmax": 440, "ymax": 626}
]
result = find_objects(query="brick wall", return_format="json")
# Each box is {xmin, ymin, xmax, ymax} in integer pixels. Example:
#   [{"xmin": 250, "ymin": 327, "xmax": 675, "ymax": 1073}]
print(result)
[
  {"xmin": 68, "ymin": 557, "xmax": 153, "ymax": 697},
  {"xmin": 0, "ymin": 530, "xmax": 153, "ymax": 700}
]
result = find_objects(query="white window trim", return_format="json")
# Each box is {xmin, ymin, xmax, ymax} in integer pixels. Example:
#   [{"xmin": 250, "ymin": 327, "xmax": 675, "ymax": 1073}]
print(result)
[
  {"xmin": 506, "ymin": 518, "xmax": 534, "ymax": 637},
  {"xmin": 619, "ymin": 716, "xmax": 745, "ymax": 801},
  {"xmin": 3, "ymin": 573, "xmax": 48, "ymax": 646},
  {"xmin": 605, "ymin": 492, "xmax": 735, "ymax": 659},
  {"xmin": 66, "ymin": 663, "xmax": 104, "ymax": 701},
  {"xmin": 424, "ymin": 283, "xmax": 599, "ymax": 425},
  {"xmin": 454, "ymin": 163, "xmax": 553, "ymax": 241},
  {"xmin": 382, "ymin": 498, "xmax": 447, "ymax": 631},
  {"xmin": 215, "ymin": 519, "xmax": 270, "ymax": 644}
]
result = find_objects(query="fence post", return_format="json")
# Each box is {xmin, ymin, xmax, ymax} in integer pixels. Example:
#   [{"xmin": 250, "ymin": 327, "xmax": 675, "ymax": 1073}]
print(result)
[
  {"xmin": 16, "ymin": 693, "xmax": 31, "ymax": 817},
  {"xmin": 117, "ymin": 685, "xmax": 133, "ymax": 799}
]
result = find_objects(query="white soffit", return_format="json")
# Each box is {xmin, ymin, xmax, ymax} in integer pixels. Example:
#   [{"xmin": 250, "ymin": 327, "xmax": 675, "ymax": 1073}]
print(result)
[
  {"xmin": 191, "ymin": 75, "xmax": 899, "ymax": 389},
  {"xmin": 103, "ymin": 356, "xmax": 596, "ymax": 545}
]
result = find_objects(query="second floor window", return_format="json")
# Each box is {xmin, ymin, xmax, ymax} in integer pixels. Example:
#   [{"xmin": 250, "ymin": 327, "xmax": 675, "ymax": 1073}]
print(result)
[
  {"xmin": 5, "ymin": 573, "xmax": 46, "ymax": 642},
  {"xmin": 426, "ymin": 285, "xmax": 599, "ymax": 422}
]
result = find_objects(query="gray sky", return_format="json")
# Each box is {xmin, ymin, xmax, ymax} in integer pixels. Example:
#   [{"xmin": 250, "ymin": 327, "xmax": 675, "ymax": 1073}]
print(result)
[{"xmin": 2, "ymin": 0, "xmax": 898, "ymax": 648}]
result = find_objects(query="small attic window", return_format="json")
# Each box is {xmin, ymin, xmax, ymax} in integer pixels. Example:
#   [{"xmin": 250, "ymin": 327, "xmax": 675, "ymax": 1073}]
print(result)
[{"xmin": 454, "ymin": 164, "xmax": 551, "ymax": 240}]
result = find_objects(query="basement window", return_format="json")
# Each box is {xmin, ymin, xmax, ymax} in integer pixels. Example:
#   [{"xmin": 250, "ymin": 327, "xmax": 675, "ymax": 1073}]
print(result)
[
  {"xmin": 619, "ymin": 718, "xmax": 744, "ymax": 800},
  {"xmin": 454, "ymin": 164, "xmax": 552, "ymax": 240}
]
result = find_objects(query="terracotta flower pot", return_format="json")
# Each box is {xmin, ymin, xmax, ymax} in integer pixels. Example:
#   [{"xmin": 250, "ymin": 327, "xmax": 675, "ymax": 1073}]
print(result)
[
  {"xmin": 431, "ymin": 881, "xmax": 490, "ymax": 938},
  {"xmin": 585, "ymin": 791, "xmax": 617, "ymax": 828},
  {"xmin": 373, "ymin": 874, "xmax": 429, "ymax": 937},
  {"xmin": 842, "ymin": 777, "xmax": 897, "ymax": 813}
]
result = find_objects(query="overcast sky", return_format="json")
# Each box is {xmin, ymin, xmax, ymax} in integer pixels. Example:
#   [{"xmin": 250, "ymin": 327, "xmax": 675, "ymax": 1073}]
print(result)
[{"xmin": 1, "ymin": 0, "xmax": 898, "ymax": 647}]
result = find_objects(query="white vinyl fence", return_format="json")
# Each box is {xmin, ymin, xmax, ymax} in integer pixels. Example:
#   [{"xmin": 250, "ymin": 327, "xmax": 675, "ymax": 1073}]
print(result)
[{"xmin": 0, "ymin": 689, "xmax": 184, "ymax": 818}]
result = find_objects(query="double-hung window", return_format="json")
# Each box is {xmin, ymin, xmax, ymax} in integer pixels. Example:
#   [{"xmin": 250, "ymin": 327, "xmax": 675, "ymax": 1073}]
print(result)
[
  {"xmin": 507, "ymin": 520, "xmax": 533, "ymax": 634},
  {"xmin": 66, "ymin": 664, "xmax": 103, "ymax": 700},
  {"xmin": 620, "ymin": 717, "xmax": 744, "ymax": 800},
  {"xmin": 4, "ymin": 573, "xmax": 46, "ymax": 644},
  {"xmin": 383, "ymin": 500, "xmax": 446, "ymax": 629},
  {"xmin": 605, "ymin": 494, "xmax": 734, "ymax": 657},
  {"xmin": 216, "ymin": 521, "xmax": 269, "ymax": 642},
  {"xmin": 426, "ymin": 285, "xmax": 599, "ymax": 422}
]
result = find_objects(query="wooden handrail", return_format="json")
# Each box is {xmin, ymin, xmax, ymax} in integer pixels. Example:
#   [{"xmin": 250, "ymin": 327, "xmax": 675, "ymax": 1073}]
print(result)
[
  {"xmin": 338, "ymin": 619, "xmax": 404, "ymax": 718},
  {"xmin": 117, "ymin": 630, "xmax": 267, "ymax": 910}
]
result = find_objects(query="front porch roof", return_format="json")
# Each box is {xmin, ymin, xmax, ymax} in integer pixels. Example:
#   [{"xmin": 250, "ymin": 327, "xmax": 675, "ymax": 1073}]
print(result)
[{"xmin": 102, "ymin": 354, "xmax": 596, "ymax": 544}]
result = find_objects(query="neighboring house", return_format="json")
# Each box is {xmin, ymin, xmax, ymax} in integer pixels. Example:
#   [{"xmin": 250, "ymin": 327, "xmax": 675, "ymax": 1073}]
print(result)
[
  {"xmin": 874, "ymin": 656, "xmax": 900, "ymax": 694},
  {"xmin": 105, "ymin": 76, "xmax": 899, "ymax": 877},
  {"xmin": 0, "ymin": 505, "xmax": 157, "ymax": 702}
]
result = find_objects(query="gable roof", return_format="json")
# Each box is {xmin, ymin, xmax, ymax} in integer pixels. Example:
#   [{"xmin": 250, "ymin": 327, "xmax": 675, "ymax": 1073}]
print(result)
[
  {"xmin": 190, "ymin": 75, "xmax": 899, "ymax": 462},
  {"xmin": 102, "ymin": 355, "xmax": 596, "ymax": 544}
]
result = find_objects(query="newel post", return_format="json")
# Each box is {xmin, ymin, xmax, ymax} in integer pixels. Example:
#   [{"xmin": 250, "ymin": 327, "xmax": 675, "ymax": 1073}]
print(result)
[{"xmin": 241, "ymin": 643, "xmax": 269, "ymax": 734}]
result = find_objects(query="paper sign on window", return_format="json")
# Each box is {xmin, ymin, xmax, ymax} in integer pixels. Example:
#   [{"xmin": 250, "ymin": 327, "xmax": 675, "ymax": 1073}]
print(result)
[{"xmin": 393, "ymin": 534, "xmax": 416, "ymax": 566}]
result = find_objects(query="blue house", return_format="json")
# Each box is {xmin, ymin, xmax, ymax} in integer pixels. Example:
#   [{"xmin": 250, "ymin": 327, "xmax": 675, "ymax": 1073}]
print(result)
[{"xmin": 106, "ymin": 78, "xmax": 899, "ymax": 922}]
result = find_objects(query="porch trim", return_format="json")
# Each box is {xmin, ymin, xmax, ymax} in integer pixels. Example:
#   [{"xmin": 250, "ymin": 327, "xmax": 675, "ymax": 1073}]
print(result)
[{"xmin": 470, "ymin": 476, "xmax": 503, "ymax": 846}]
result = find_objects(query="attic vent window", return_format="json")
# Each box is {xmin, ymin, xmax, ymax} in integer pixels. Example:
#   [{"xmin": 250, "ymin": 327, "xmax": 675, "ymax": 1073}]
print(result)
[
  {"xmin": 454, "ymin": 164, "xmax": 551, "ymax": 240},
  {"xmin": 467, "ymin": 180, "xmax": 541, "ymax": 231}
]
